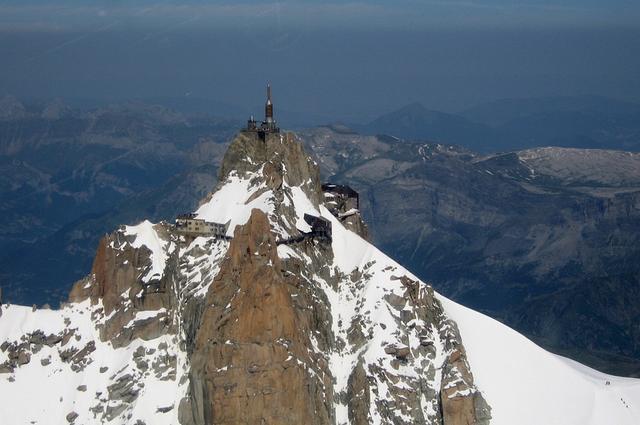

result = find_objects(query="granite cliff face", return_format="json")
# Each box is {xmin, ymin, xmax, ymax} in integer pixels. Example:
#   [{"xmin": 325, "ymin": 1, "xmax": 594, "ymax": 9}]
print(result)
[
  {"xmin": 186, "ymin": 209, "xmax": 332, "ymax": 425},
  {"xmin": 1, "ymin": 129, "xmax": 639, "ymax": 425}
]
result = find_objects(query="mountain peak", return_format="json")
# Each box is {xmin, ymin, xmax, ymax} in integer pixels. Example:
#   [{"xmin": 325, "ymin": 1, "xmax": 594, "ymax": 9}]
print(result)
[
  {"xmin": 218, "ymin": 130, "xmax": 322, "ymax": 201},
  {"xmin": 396, "ymin": 101, "xmax": 429, "ymax": 112},
  {"xmin": 362, "ymin": 101, "xmax": 496, "ymax": 151},
  {"xmin": 1, "ymin": 96, "xmax": 640, "ymax": 424},
  {"xmin": 0, "ymin": 95, "xmax": 27, "ymax": 120}
]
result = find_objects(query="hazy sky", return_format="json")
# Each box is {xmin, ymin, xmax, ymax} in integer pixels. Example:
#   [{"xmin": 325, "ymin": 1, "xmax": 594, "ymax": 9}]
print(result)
[
  {"xmin": 2, "ymin": 1, "xmax": 639, "ymax": 30},
  {"xmin": 1, "ymin": 1, "xmax": 639, "ymax": 123}
]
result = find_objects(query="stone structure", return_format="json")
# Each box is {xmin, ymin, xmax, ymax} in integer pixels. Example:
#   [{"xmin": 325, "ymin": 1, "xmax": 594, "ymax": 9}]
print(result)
[{"xmin": 174, "ymin": 214, "xmax": 229, "ymax": 238}]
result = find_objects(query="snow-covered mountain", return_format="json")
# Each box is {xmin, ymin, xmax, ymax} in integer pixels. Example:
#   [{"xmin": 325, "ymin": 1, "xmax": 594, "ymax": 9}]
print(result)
[{"xmin": 1, "ymin": 130, "xmax": 638, "ymax": 424}]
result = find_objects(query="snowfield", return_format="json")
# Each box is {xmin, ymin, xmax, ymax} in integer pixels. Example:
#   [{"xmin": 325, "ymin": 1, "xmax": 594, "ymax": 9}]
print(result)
[
  {"xmin": 442, "ymin": 297, "xmax": 640, "ymax": 425},
  {"xmin": 0, "ymin": 301, "xmax": 187, "ymax": 425},
  {"xmin": 195, "ymin": 170, "xmax": 275, "ymax": 237}
]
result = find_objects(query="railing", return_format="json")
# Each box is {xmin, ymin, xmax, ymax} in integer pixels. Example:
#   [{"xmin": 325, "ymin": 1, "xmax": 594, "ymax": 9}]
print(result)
[{"xmin": 276, "ymin": 230, "xmax": 331, "ymax": 245}]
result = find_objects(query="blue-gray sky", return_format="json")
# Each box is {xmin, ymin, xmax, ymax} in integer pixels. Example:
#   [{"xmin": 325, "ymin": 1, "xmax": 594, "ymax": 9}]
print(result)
[
  {"xmin": 1, "ymin": 1, "xmax": 639, "ymax": 123},
  {"xmin": 1, "ymin": 0, "xmax": 639, "ymax": 30}
]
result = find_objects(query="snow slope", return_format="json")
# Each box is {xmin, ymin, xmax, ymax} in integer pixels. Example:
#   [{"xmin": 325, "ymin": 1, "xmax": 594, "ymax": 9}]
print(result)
[
  {"xmin": 325, "ymin": 205, "xmax": 640, "ymax": 424},
  {"xmin": 442, "ymin": 297, "xmax": 640, "ymax": 425},
  {"xmin": 0, "ymin": 301, "xmax": 186, "ymax": 425},
  {"xmin": 195, "ymin": 170, "xmax": 275, "ymax": 237},
  {"xmin": 124, "ymin": 220, "xmax": 173, "ymax": 283}
]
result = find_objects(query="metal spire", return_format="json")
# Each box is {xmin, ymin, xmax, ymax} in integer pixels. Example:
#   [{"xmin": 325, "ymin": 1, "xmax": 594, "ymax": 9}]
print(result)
[{"xmin": 265, "ymin": 83, "xmax": 274, "ymax": 124}]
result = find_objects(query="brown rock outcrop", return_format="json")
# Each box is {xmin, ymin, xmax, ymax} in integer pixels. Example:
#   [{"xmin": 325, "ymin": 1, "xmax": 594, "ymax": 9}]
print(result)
[
  {"xmin": 439, "ymin": 326, "xmax": 492, "ymax": 425},
  {"xmin": 68, "ymin": 224, "xmax": 176, "ymax": 345},
  {"xmin": 68, "ymin": 236, "xmax": 139, "ymax": 314},
  {"xmin": 347, "ymin": 360, "xmax": 371, "ymax": 425},
  {"xmin": 185, "ymin": 209, "xmax": 332, "ymax": 425},
  {"xmin": 212, "ymin": 131, "xmax": 323, "ymax": 207}
]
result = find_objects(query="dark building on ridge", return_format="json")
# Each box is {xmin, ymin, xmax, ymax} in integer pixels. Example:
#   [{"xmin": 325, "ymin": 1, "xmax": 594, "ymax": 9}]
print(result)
[
  {"xmin": 322, "ymin": 183, "xmax": 360, "ymax": 212},
  {"xmin": 303, "ymin": 214, "xmax": 332, "ymax": 241}
]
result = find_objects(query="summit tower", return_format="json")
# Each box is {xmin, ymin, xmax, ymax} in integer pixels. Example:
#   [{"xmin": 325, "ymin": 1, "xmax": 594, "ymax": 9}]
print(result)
[
  {"xmin": 265, "ymin": 84, "xmax": 274, "ymax": 125},
  {"xmin": 247, "ymin": 83, "xmax": 280, "ymax": 136}
]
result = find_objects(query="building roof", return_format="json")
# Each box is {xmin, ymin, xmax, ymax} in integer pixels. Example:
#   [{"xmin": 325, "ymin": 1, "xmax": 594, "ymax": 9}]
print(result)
[{"xmin": 321, "ymin": 183, "xmax": 359, "ymax": 198}]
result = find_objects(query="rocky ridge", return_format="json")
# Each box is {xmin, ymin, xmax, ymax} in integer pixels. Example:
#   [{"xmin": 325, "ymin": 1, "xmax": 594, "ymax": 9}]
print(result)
[
  {"xmin": 5, "ymin": 103, "xmax": 639, "ymax": 378},
  {"xmin": 1, "ymin": 128, "xmax": 639, "ymax": 424},
  {"xmin": 0, "ymin": 130, "xmax": 489, "ymax": 424}
]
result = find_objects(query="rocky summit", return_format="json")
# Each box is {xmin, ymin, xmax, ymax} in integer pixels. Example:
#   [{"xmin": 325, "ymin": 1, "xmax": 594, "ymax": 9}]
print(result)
[{"xmin": 1, "ymin": 129, "xmax": 639, "ymax": 424}]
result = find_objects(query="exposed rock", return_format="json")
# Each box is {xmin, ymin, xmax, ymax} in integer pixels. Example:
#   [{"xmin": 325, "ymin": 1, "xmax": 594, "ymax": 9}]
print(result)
[
  {"xmin": 384, "ymin": 345, "xmax": 398, "ymax": 355},
  {"xmin": 383, "ymin": 344, "xmax": 410, "ymax": 359},
  {"xmin": 439, "ymin": 323, "xmax": 491, "ymax": 425},
  {"xmin": 46, "ymin": 334, "xmax": 63, "ymax": 346},
  {"xmin": 153, "ymin": 359, "xmax": 175, "ymax": 380},
  {"xmin": 70, "ymin": 341, "xmax": 96, "ymax": 369},
  {"xmin": 28, "ymin": 330, "xmax": 46, "ymax": 346},
  {"xmin": 347, "ymin": 360, "xmax": 370, "ymax": 425},
  {"xmin": 17, "ymin": 351, "xmax": 31, "ymax": 365},
  {"xmin": 105, "ymin": 403, "xmax": 128, "ymax": 421},
  {"xmin": 395, "ymin": 346, "xmax": 411, "ymax": 360},
  {"xmin": 59, "ymin": 347, "xmax": 78, "ymax": 363},
  {"xmin": 65, "ymin": 411, "xmax": 78, "ymax": 423},
  {"xmin": 107, "ymin": 374, "xmax": 140, "ymax": 404},
  {"xmin": 187, "ymin": 209, "xmax": 332, "ymax": 425},
  {"xmin": 61, "ymin": 329, "xmax": 76, "ymax": 347},
  {"xmin": 68, "ymin": 221, "xmax": 179, "ymax": 349},
  {"xmin": 0, "ymin": 361, "xmax": 14, "ymax": 374},
  {"xmin": 217, "ymin": 132, "xmax": 322, "ymax": 206}
]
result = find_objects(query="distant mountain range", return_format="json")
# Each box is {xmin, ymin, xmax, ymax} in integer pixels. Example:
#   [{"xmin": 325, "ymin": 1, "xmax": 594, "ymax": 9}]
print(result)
[
  {"xmin": 356, "ymin": 95, "xmax": 640, "ymax": 153},
  {"xmin": 0, "ymin": 98, "xmax": 234, "ymax": 303},
  {"xmin": 353, "ymin": 102, "xmax": 496, "ymax": 152}
]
